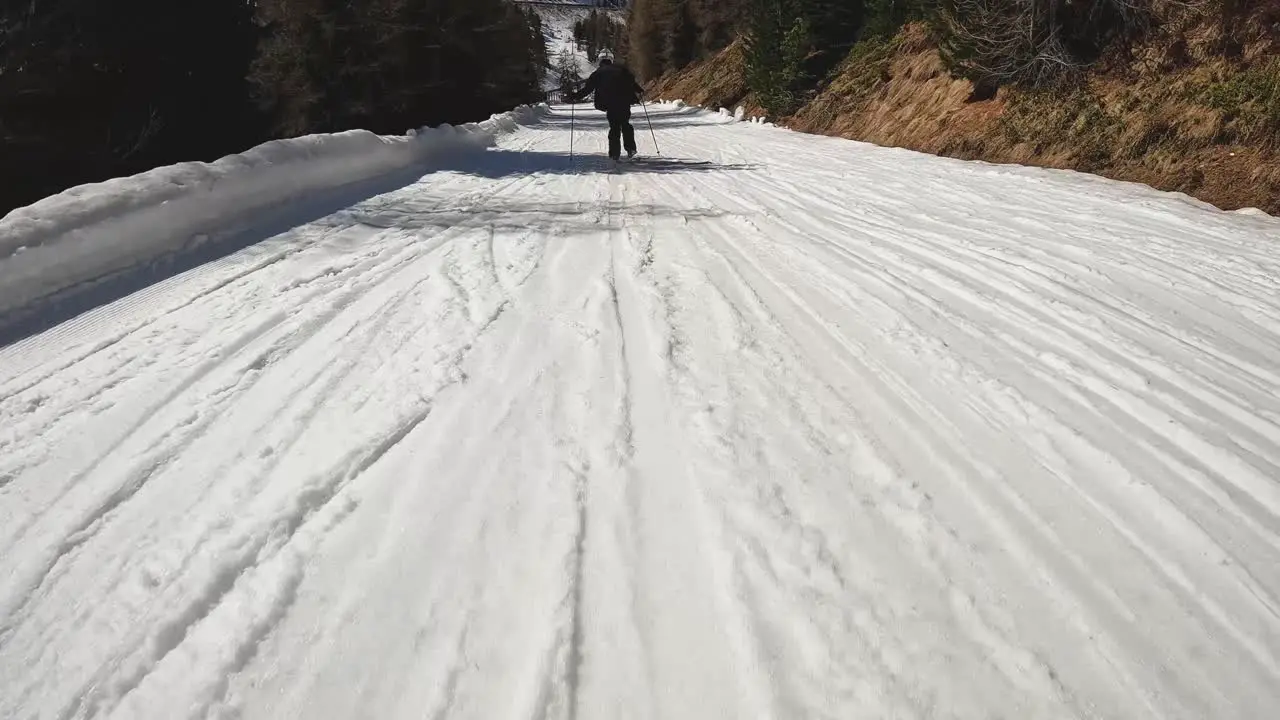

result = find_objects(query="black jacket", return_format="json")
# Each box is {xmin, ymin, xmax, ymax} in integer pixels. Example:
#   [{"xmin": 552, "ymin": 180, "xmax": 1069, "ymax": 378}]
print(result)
[{"xmin": 571, "ymin": 63, "xmax": 644, "ymax": 112}]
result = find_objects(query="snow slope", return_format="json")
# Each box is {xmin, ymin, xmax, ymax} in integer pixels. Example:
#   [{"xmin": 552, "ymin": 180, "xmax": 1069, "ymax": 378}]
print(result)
[
  {"xmin": 524, "ymin": 0, "xmax": 625, "ymax": 90},
  {"xmin": 1, "ymin": 103, "xmax": 1279, "ymax": 720}
]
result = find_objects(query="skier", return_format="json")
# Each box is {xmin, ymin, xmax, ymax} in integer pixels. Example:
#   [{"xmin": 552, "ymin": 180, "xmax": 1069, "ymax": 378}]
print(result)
[{"xmin": 567, "ymin": 52, "xmax": 646, "ymax": 166}]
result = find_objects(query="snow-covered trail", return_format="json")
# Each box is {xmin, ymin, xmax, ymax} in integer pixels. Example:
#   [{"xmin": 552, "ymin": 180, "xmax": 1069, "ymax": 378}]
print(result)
[{"xmin": 3, "ymin": 104, "xmax": 1280, "ymax": 720}]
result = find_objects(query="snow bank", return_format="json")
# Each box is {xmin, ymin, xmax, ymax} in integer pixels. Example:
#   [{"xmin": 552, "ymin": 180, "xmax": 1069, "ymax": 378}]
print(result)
[
  {"xmin": 655, "ymin": 99, "xmax": 770, "ymax": 125},
  {"xmin": 1233, "ymin": 206, "xmax": 1272, "ymax": 218},
  {"xmin": 0, "ymin": 104, "xmax": 549, "ymax": 322}
]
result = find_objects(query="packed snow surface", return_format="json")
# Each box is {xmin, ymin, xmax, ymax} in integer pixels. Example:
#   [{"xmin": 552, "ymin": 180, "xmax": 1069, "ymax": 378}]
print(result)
[{"xmin": 2, "ymin": 104, "xmax": 1279, "ymax": 720}]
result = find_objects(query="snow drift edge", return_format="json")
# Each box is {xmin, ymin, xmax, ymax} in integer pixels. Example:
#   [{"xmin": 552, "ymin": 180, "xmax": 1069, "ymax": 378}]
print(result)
[{"xmin": 0, "ymin": 104, "xmax": 550, "ymax": 327}]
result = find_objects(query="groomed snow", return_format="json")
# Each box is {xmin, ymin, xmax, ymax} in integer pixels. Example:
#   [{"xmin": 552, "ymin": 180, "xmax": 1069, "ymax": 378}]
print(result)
[{"xmin": 1, "ymin": 103, "xmax": 1278, "ymax": 720}]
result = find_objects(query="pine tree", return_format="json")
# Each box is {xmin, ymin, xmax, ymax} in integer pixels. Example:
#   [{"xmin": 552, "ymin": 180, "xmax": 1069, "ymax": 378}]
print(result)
[
  {"xmin": 628, "ymin": 0, "xmax": 667, "ymax": 81},
  {"xmin": 250, "ymin": 0, "xmax": 545, "ymax": 136},
  {"xmin": 573, "ymin": 9, "xmax": 626, "ymax": 64},
  {"xmin": 555, "ymin": 51, "xmax": 584, "ymax": 95},
  {"xmin": 862, "ymin": 0, "xmax": 932, "ymax": 39},
  {"xmin": 740, "ymin": 0, "xmax": 878, "ymax": 115},
  {"xmin": 664, "ymin": 0, "xmax": 700, "ymax": 70},
  {"xmin": 626, "ymin": 0, "xmax": 751, "ymax": 79},
  {"xmin": 743, "ymin": 0, "xmax": 813, "ymax": 115},
  {"xmin": 1, "ymin": 0, "xmax": 264, "ymax": 216},
  {"xmin": 691, "ymin": 0, "xmax": 745, "ymax": 56},
  {"xmin": 803, "ymin": 0, "xmax": 865, "ymax": 77},
  {"xmin": 526, "ymin": 8, "xmax": 550, "ymax": 88}
]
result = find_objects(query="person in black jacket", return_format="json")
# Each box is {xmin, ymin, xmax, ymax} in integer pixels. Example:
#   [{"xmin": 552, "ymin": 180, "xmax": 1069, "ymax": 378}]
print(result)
[{"xmin": 568, "ymin": 53, "xmax": 646, "ymax": 163}]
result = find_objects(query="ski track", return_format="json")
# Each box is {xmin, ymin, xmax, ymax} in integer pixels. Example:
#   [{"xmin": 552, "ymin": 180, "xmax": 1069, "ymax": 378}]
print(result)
[{"xmin": 2, "ymin": 105, "xmax": 1279, "ymax": 720}]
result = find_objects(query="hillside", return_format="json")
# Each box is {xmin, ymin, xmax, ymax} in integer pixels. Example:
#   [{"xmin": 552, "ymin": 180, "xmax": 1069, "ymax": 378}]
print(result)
[
  {"xmin": 518, "ymin": 0, "xmax": 627, "ymax": 91},
  {"xmin": 646, "ymin": 6, "xmax": 1280, "ymax": 214}
]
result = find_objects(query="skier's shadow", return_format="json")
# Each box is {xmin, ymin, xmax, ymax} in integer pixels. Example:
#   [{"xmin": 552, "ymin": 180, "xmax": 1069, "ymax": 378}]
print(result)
[{"xmin": 452, "ymin": 149, "xmax": 757, "ymax": 178}]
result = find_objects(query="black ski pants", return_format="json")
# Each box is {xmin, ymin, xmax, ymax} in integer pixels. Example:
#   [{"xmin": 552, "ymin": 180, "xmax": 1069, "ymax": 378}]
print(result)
[{"xmin": 606, "ymin": 107, "xmax": 637, "ymax": 160}]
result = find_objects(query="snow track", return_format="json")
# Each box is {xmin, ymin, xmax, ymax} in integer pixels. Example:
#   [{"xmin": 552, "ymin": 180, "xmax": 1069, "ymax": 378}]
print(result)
[{"xmin": 2, "ymin": 105, "xmax": 1279, "ymax": 719}]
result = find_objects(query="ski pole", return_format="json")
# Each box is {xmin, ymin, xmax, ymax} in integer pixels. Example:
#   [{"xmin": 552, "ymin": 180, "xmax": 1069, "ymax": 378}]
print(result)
[
  {"xmin": 640, "ymin": 100, "xmax": 660, "ymax": 156},
  {"xmin": 569, "ymin": 98, "xmax": 576, "ymax": 165}
]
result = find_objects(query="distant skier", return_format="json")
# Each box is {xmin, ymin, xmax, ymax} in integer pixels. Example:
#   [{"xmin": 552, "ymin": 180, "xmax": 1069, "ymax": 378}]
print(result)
[{"xmin": 567, "ymin": 52, "xmax": 645, "ymax": 164}]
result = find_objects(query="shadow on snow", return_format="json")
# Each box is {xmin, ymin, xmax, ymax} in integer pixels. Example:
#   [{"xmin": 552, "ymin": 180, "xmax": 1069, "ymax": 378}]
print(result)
[
  {"xmin": 450, "ymin": 148, "xmax": 755, "ymax": 178},
  {"xmin": 0, "ymin": 112, "xmax": 748, "ymax": 347}
]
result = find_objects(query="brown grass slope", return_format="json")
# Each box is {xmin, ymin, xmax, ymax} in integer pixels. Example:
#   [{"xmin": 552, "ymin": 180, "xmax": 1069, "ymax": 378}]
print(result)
[
  {"xmin": 648, "ymin": 8, "xmax": 1280, "ymax": 214},
  {"xmin": 647, "ymin": 39, "xmax": 760, "ymax": 113}
]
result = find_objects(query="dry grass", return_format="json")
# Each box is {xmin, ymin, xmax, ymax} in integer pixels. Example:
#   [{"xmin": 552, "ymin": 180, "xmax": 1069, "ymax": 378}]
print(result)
[
  {"xmin": 649, "ymin": 12, "xmax": 1280, "ymax": 214},
  {"xmin": 644, "ymin": 40, "xmax": 758, "ymax": 113}
]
